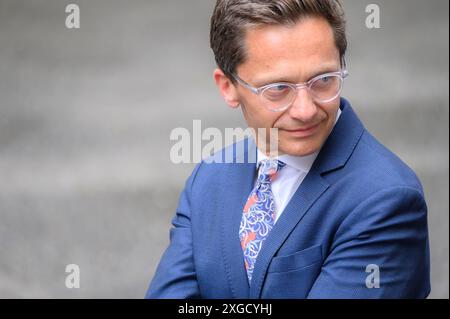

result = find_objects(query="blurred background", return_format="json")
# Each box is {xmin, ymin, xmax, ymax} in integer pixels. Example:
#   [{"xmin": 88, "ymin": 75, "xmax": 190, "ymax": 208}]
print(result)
[{"xmin": 0, "ymin": 0, "xmax": 448, "ymax": 298}]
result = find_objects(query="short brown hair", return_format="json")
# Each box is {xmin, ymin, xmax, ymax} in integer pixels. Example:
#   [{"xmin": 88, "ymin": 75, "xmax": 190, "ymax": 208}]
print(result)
[{"xmin": 210, "ymin": 0, "xmax": 347, "ymax": 81}]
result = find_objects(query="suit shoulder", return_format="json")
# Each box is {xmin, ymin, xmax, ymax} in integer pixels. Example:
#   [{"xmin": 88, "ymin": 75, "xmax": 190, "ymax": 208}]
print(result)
[
  {"xmin": 347, "ymin": 130, "xmax": 424, "ymax": 195},
  {"xmin": 189, "ymin": 139, "xmax": 254, "ymax": 185}
]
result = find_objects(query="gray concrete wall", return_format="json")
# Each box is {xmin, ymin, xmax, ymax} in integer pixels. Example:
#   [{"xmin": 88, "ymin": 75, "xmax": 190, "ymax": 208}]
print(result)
[{"xmin": 0, "ymin": 0, "xmax": 448, "ymax": 298}]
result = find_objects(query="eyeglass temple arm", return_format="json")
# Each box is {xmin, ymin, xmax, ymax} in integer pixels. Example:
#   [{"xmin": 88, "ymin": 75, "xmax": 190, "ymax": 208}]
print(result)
[{"xmin": 232, "ymin": 74, "xmax": 259, "ymax": 93}]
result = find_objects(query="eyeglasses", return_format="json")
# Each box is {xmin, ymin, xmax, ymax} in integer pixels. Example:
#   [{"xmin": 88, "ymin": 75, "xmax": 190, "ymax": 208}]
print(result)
[{"xmin": 232, "ymin": 69, "xmax": 349, "ymax": 112}]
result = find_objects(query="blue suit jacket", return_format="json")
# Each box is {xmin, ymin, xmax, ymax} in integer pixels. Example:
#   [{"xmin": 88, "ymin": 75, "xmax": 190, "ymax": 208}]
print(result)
[{"xmin": 146, "ymin": 98, "xmax": 430, "ymax": 299}]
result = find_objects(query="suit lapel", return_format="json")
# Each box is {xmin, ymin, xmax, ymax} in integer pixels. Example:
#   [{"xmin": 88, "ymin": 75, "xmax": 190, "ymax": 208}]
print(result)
[
  {"xmin": 248, "ymin": 98, "xmax": 365, "ymax": 298},
  {"xmin": 248, "ymin": 167, "xmax": 329, "ymax": 298},
  {"xmin": 220, "ymin": 98, "xmax": 365, "ymax": 299},
  {"xmin": 220, "ymin": 139, "xmax": 256, "ymax": 298}
]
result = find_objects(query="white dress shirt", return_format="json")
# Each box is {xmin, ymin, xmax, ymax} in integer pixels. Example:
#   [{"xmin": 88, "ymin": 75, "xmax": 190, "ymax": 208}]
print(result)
[{"xmin": 256, "ymin": 109, "xmax": 342, "ymax": 224}]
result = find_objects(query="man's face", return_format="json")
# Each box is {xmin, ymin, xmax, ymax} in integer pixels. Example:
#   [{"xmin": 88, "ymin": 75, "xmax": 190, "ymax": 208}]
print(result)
[{"xmin": 233, "ymin": 17, "xmax": 342, "ymax": 156}]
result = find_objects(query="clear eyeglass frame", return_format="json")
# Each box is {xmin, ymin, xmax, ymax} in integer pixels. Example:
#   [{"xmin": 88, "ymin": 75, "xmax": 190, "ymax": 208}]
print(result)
[{"xmin": 232, "ymin": 69, "xmax": 349, "ymax": 112}]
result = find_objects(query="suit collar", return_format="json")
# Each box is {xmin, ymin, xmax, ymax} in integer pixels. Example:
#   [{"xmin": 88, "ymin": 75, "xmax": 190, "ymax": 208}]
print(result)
[{"xmin": 313, "ymin": 98, "xmax": 365, "ymax": 175}]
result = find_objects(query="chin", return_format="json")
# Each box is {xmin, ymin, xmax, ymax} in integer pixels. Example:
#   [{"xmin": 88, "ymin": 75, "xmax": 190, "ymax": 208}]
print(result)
[
  {"xmin": 279, "ymin": 131, "xmax": 329, "ymax": 156},
  {"xmin": 279, "ymin": 142, "xmax": 320, "ymax": 157},
  {"xmin": 278, "ymin": 124, "xmax": 333, "ymax": 156}
]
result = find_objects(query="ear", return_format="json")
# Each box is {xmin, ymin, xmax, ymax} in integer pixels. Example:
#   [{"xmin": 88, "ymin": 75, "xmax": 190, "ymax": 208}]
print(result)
[{"xmin": 213, "ymin": 68, "xmax": 240, "ymax": 109}]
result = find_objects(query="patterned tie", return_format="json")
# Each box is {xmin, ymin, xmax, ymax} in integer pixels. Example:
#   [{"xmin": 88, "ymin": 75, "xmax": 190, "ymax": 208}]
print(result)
[{"xmin": 239, "ymin": 159, "xmax": 286, "ymax": 282}]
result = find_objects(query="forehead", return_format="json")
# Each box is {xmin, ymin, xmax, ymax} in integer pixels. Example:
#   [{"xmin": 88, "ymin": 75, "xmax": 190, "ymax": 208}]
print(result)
[{"xmin": 238, "ymin": 16, "xmax": 340, "ymax": 81}]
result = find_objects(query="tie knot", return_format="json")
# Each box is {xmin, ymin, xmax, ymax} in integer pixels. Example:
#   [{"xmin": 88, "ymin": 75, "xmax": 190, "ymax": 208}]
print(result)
[{"xmin": 257, "ymin": 159, "xmax": 285, "ymax": 183}]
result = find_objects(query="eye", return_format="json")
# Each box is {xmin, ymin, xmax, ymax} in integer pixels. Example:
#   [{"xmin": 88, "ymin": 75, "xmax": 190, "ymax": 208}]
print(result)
[
  {"xmin": 320, "ymin": 76, "xmax": 331, "ymax": 83},
  {"xmin": 263, "ymin": 84, "xmax": 292, "ymax": 101},
  {"xmin": 273, "ymin": 84, "xmax": 289, "ymax": 91},
  {"xmin": 312, "ymin": 75, "xmax": 338, "ymax": 89}
]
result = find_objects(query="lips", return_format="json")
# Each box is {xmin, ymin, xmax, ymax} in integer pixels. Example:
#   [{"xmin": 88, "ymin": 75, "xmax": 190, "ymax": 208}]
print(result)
[
  {"xmin": 282, "ymin": 122, "xmax": 321, "ymax": 137},
  {"xmin": 284, "ymin": 123, "xmax": 319, "ymax": 132}
]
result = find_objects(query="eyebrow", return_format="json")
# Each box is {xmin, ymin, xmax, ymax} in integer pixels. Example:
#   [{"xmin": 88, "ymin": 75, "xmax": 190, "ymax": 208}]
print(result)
[{"xmin": 252, "ymin": 64, "xmax": 341, "ymax": 87}]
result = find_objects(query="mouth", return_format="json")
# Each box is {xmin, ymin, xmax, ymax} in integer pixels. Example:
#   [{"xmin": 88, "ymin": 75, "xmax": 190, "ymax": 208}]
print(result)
[{"xmin": 281, "ymin": 122, "xmax": 321, "ymax": 138}]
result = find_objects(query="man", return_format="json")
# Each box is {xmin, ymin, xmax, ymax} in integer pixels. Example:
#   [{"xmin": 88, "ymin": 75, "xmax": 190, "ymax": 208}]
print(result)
[{"xmin": 146, "ymin": 0, "xmax": 430, "ymax": 298}]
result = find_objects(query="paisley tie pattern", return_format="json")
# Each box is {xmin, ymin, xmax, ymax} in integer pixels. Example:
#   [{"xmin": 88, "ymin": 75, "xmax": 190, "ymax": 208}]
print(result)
[{"xmin": 239, "ymin": 159, "xmax": 286, "ymax": 282}]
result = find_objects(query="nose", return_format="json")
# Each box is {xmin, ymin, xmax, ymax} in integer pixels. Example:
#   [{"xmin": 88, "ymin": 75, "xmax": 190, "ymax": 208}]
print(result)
[{"xmin": 287, "ymin": 87, "xmax": 318, "ymax": 122}]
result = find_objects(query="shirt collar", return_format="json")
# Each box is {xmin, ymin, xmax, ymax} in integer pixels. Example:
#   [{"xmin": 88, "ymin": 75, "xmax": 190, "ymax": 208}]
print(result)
[{"xmin": 256, "ymin": 108, "xmax": 342, "ymax": 173}]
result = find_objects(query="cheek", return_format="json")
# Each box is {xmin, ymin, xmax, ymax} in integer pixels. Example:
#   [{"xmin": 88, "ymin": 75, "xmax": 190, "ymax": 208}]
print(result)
[
  {"xmin": 323, "ymin": 99, "xmax": 340, "ymax": 117},
  {"xmin": 241, "ymin": 97, "xmax": 280, "ymax": 129}
]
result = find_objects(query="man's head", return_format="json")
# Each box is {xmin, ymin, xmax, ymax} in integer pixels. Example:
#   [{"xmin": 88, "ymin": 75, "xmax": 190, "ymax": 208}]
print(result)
[{"xmin": 210, "ymin": 0, "xmax": 348, "ymax": 156}]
